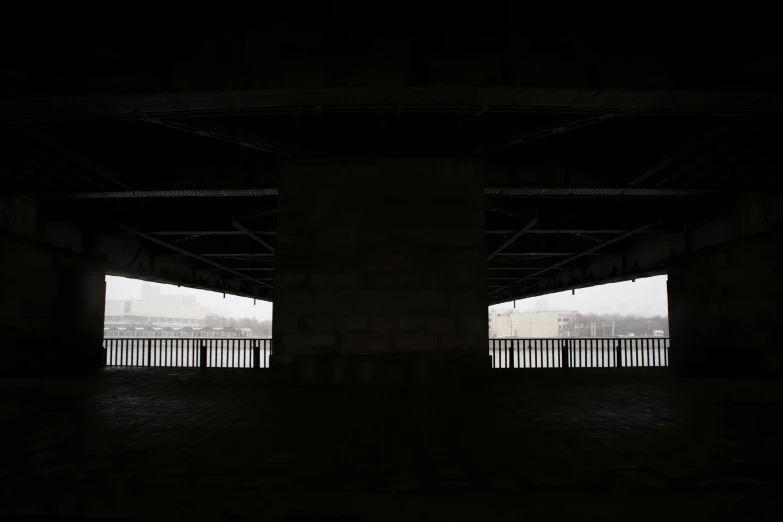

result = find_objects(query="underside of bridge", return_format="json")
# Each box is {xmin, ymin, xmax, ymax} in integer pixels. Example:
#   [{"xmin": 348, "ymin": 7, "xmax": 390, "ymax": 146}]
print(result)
[
  {"xmin": 5, "ymin": 5, "xmax": 783, "ymax": 520},
  {"xmin": 2, "ymin": 5, "xmax": 783, "ymax": 378}
]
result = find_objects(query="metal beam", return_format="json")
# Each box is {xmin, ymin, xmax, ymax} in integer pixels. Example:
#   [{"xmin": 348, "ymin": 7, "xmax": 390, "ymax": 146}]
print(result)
[
  {"xmin": 495, "ymin": 252, "xmax": 599, "ymax": 257},
  {"xmin": 488, "ymin": 267, "xmax": 547, "ymax": 270},
  {"xmin": 486, "ymin": 229, "xmax": 628, "ymax": 235},
  {"xmin": 485, "ymin": 188, "xmax": 723, "ymax": 198},
  {"xmin": 141, "ymin": 117, "xmax": 290, "ymax": 157},
  {"xmin": 628, "ymin": 124, "xmax": 735, "ymax": 187},
  {"xmin": 112, "ymin": 222, "xmax": 272, "ymax": 289},
  {"xmin": 148, "ymin": 230, "xmax": 277, "ymax": 236},
  {"xmin": 490, "ymin": 220, "xmax": 662, "ymax": 295},
  {"xmin": 199, "ymin": 253, "xmax": 273, "ymax": 258},
  {"xmin": 4, "ymin": 88, "xmax": 783, "ymax": 120},
  {"xmin": 13, "ymin": 124, "xmax": 129, "ymax": 189},
  {"xmin": 487, "ymin": 218, "xmax": 537, "ymax": 261},
  {"xmin": 61, "ymin": 189, "xmax": 278, "ymax": 199},
  {"xmin": 232, "ymin": 219, "xmax": 275, "ymax": 253},
  {"xmin": 569, "ymin": 232, "xmax": 603, "ymax": 243},
  {"xmin": 44, "ymin": 187, "xmax": 720, "ymax": 200},
  {"xmin": 198, "ymin": 267, "xmax": 274, "ymax": 272},
  {"xmin": 172, "ymin": 233, "xmax": 204, "ymax": 244},
  {"xmin": 475, "ymin": 113, "xmax": 628, "ymax": 154}
]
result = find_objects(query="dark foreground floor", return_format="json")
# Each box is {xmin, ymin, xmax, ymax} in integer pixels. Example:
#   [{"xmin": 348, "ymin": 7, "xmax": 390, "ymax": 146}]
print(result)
[{"xmin": 1, "ymin": 368, "xmax": 782, "ymax": 521}]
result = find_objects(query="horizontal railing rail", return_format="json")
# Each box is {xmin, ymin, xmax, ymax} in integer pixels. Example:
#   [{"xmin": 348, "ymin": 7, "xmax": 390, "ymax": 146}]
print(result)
[
  {"xmin": 103, "ymin": 338, "xmax": 272, "ymax": 368},
  {"xmin": 488, "ymin": 337, "xmax": 669, "ymax": 369}
]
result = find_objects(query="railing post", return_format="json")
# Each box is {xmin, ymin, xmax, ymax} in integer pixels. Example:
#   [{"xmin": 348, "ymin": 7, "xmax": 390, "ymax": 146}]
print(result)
[
  {"xmin": 146, "ymin": 340, "xmax": 152, "ymax": 367},
  {"xmin": 253, "ymin": 340, "xmax": 261, "ymax": 370},
  {"xmin": 615, "ymin": 341, "xmax": 623, "ymax": 368},
  {"xmin": 506, "ymin": 341, "xmax": 513, "ymax": 368},
  {"xmin": 561, "ymin": 340, "xmax": 569, "ymax": 369},
  {"xmin": 200, "ymin": 341, "xmax": 207, "ymax": 369}
]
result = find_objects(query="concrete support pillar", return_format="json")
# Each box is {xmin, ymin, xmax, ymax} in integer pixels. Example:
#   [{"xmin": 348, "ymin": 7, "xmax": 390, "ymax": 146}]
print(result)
[
  {"xmin": 0, "ymin": 234, "xmax": 106, "ymax": 375},
  {"xmin": 667, "ymin": 227, "xmax": 783, "ymax": 377},
  {"xmin": 272, "ymin": 159, "xmax": 488, "ymax": 382}
]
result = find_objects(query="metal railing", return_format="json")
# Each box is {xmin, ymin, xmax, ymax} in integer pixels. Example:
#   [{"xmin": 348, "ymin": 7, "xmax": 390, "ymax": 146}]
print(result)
[
  {"xmin": 488, "ymin": 338, "xmax": 669, "ymax": 369},
  {"xmin": 103, "ymin": 338, "xmax": 272, "ymax": 368}
]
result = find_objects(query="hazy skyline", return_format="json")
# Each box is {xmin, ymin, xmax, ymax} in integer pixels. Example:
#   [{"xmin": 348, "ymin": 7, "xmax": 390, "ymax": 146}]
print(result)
[
  {"xmin": 489, "ymin": 274, "xmax": 669, "ymax": 316},
  {"xmin": 105, "ymin": 276, "xmax": 274, "ymax": 321},
  {"xmin": 107, "ymin": 273, "xmax": 669, "ymax": 320}
]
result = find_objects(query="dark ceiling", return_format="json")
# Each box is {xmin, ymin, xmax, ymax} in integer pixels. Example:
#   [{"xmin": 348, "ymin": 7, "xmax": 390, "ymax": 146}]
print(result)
[{"xmin": 2, "ymin": 4, "xmax": 782, "ymax": 303}]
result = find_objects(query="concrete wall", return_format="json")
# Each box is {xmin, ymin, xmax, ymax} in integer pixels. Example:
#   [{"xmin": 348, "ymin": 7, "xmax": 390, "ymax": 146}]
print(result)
[
  {"xmin": 272, "ymin": 159, "xmax": 487, "ymax": 377},
  {"xmin": 667, "ymin": 226, "xmax": 783, "ymax": 377},
  {"xmin": 0, "ymin": 234, "xmax": 106, "ymax": 375}
]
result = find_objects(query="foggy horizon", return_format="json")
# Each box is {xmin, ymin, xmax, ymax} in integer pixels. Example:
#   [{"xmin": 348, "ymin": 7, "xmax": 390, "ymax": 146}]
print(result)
[
  {"xmin": 107, "ymin": 273, "xmax": 669, "ymax": 320},
  {"xmin": 105, "ymin": 276, "xmax": 274, "ymax": 321},
  {"xmin": 490, "ymin": 274, "xmax": 668, "ymax": 317}
]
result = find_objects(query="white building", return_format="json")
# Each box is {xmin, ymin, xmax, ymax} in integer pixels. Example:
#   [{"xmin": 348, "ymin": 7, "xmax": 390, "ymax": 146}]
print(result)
[
  {"xmin": 104, "ymin": 283, "xmax": 211, "ymax": 327},
  {"xmin": 489, "ymin": 309, "xmax": 577, "ymax": 338}
]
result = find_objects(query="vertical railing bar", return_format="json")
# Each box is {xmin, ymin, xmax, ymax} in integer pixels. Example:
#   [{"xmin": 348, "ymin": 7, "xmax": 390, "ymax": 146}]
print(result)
[
  {"xmin": 649, "ymin": 338, "xmax": 653, "ymax": 367},
  {"xmin": 633, "ymin": 338, "xmax": 640, "ymax": 367},
  {"xmin": 547, "ymin": 339, "xmax": 552, "ymax": 368},
  {"xmin": 532, "ymin": 340, "xmax": 536, "ymax": 369},
  {"xmin": 653, "ymin": 338, "xmax": 657, "ymax": 367},
  {"xmin": 665, "ymin": 338, "xmax": 668, "ymax": 367},
  {"xmin": 634, "ymin": 338, "xmax": 638, "ymax": 367}
]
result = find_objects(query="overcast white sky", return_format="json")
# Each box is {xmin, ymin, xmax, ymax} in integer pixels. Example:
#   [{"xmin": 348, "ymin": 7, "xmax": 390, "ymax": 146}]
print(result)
[
  {"xmin": 106, "ymin": 273, "xmax": 669, "ymax": 320},
  {"xmin": 106, "ymin": 276, "xmax": 274, "ymax": 321},
  {"xmin": 490, "ymin": 274, "xmax": 669, "ymax": 316}
]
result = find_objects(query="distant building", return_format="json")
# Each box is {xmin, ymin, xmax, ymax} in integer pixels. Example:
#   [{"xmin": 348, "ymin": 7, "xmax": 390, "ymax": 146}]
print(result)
[
  {"xmin": 104, "ymin": 283, "xmax": 211, "ymax": 328},
  {"xmin": 103, "ymin": 325, "xmax": 253, "ymax": 339},
  {"xmin": 489, "ymin": 309, "xmax": 577, "ymax": 338}
]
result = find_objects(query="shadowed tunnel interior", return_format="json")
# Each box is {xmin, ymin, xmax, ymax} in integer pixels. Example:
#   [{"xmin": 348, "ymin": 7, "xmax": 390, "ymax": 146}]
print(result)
[{"xmin": 2, "ymin": 4, "xmax": 783, "ymax": 520}]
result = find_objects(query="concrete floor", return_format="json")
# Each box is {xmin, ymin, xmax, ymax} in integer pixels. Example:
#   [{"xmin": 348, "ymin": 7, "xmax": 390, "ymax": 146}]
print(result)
[{"xmin": 1, "ymin": 368, "xmax": 782, "ymax": 521}]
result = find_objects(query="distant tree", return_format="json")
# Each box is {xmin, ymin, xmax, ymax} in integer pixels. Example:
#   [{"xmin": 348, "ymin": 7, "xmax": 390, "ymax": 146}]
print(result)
[{"xmin": 204, "ymin": 314, "xmax": 222, "ymax": 327}]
